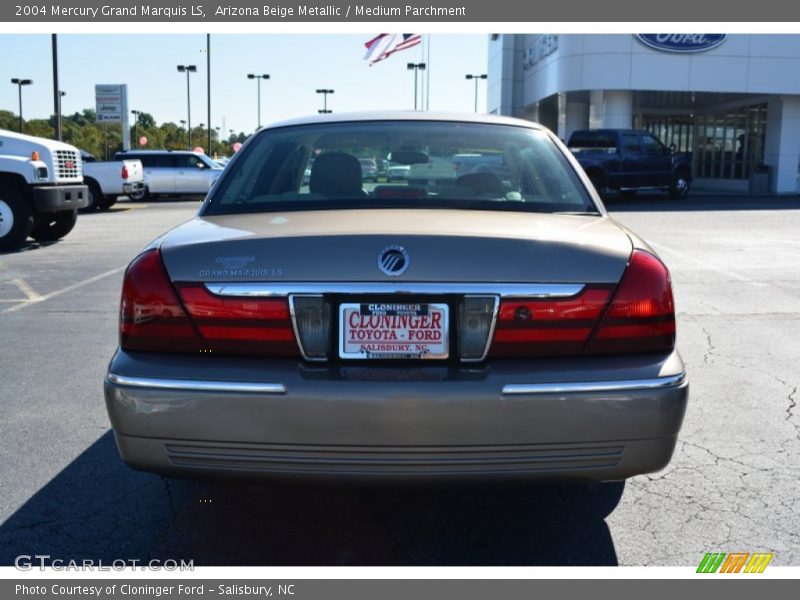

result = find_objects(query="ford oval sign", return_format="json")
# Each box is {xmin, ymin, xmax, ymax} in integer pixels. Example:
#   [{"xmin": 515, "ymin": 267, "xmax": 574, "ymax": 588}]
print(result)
[{"xmin": 636, "ymin": 34, "xmax": 727, "ymax": 53}]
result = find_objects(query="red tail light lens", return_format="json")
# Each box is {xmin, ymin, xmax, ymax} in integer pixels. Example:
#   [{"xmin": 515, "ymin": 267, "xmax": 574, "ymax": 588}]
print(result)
[
  {"xmin": 584, "ymin": 250, "xmax": 675, "ymax": 354},
  {"xmin": 120, "ymin": 249, "xmax": 299, "ymax": 356},
  {"xmin": 490, "ymin": 287, "xmax": 613, "ymax": 357},
  {"xmin": 121, "ymin": 165, "xmax": 129, "ymax": 180},
  {"xmin": 120, "ymin": 250, "xmax": 203, "ymax": 352},
  {"xmin": 176, "ymin": 284, "xmax": 299, "ymax": 357}
]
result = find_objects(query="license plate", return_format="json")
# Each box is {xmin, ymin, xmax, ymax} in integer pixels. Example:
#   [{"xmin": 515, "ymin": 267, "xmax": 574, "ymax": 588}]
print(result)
[{"xmin": 339, "ymin": 303, "xmax": 449, "ymax": 360}]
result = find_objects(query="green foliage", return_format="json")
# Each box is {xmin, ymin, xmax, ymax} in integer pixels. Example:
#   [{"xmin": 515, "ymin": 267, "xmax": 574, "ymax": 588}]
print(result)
[{"xmin": 2, "ymin": 108, "xmax": 241, "ymax": 160}]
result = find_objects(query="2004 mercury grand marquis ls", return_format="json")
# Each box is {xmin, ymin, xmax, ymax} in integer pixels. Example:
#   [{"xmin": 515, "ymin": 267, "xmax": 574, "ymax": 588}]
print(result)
[{"xmin": 104, "ymin": 112, "xmax": 688, "ymax": 480}]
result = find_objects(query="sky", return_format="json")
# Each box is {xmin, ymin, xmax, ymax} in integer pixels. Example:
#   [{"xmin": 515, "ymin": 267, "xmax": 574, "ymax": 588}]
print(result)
[{"xmin": 0, "ymin": 34, "xmax": 489, "ymax": 136}]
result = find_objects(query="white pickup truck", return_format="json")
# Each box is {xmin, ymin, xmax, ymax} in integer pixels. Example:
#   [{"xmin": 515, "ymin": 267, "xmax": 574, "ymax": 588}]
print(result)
[
  {"xmin": 80, "ymin": 151, "xmax": 144, "ymax": 211},
  {"xmin": 0, "ymin": 128, "xmax": 88, "ymax": 251}
]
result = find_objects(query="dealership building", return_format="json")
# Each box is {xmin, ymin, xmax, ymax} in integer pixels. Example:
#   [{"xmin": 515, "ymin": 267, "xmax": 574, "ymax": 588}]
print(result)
[{"xmin": 488, "ymin": 34, "xmax": 800, "ymax": 194}]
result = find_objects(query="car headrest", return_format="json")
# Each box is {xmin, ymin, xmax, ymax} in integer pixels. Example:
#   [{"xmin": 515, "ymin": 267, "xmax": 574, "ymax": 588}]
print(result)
[{"xmin": 309, "ymin": 153, "xmax": 363, "ymax": 197}]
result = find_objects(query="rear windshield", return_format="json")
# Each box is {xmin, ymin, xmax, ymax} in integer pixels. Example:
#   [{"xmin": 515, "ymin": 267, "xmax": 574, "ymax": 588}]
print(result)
[{"xmin": 203, "ymin": 121, "xmax": 598, "ymax": 216}]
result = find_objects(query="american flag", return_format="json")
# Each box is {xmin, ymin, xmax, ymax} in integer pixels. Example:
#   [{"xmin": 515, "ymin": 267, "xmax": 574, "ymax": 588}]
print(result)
[{"xmin": 364, "ymin": 34, "xmax": 422, "ymax": 65}]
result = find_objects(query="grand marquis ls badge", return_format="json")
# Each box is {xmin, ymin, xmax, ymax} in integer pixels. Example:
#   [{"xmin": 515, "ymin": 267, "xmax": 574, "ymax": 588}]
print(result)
[{"xmin": 377, "ymin": 246, "xmax": 409, "ymax": 276}]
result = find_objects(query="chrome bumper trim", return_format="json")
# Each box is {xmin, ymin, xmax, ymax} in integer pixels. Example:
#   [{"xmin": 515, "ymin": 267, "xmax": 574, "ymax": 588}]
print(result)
[
  {"xmin": 205, "ymin": 282, "xmax": 585, "ymax": 299},
  {"xmin": 501, "ymin": 373, "xmax": 686, "ymax": 395},
  {"xmin": 106, "ymin": 374, "xmax": 286, "ymax": 394}
]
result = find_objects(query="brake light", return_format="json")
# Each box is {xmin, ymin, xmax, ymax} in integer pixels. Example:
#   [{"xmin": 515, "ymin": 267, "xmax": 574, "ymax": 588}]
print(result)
[
  {"xmin": 121, "ymin": 165, "xmax": 129, "ymax": 180},
  {"xmin": 490, "ymin": 287, "xmax": 613, "ymax": 357},
  {"xmin": 119, "ymin": 250, "xmax": 203, "ymax": 352},
  {"xmin": 120, "ymin": 250, "xmax": 299, "ymax": 356},
  {"xmin": 176, "ymin": 284, "xmax": 299, "ymax": 357},
  {"xmin": 584, "ymin": 250, "xmax": 675, "ymax": 354}
]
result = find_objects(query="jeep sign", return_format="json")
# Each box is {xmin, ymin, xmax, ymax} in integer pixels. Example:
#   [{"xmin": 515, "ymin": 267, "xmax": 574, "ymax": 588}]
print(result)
[
  {"xmin": 635, "ymin": 34, "xmax": 727, "ymax": 53},
  {"xmin": 94, "ymin": 84, "xmax": 131, "ymax": 149}
]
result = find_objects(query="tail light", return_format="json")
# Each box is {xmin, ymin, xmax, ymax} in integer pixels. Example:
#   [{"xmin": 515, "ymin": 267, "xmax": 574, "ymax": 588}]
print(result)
[
  {"xmin": 177, "ymin": 284, "xmax": 299, "ymax": 357},
  {"xmin": 119, "ymin": 250, "xmax": 204, "ymax": 352},
  {"xmin": 119, "ymin": 249, "xmax": 299, "ymax": 356},
  {"xmin": 121, "ymin": 165, "xmax": 129, "ymax": 180},
  {"xmin": 489, "ymin": 287, "xmax": 613, "ymax": 357},
  {"xmin": 584, "ymin": 250, "xmax": 675, "ymax": 354},
  {"xmin": 488, "ymin": 250, "xmax": 675, "ymax": 357}
]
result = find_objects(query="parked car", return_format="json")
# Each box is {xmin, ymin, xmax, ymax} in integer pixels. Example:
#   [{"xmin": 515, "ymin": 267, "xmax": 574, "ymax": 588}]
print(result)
[
  {"xmin": 113, "ymin": 150, "xmax": 223, "ymax": 200},
  {"xmin": 407, "ymin": 154, "xmax": 454, "ymax": 186},
  {"xmin": 105, "ymin": 112, "xmax": 688, "ymax": 481},
  {"xmin": 567, "ymin": 129, "xmax": 693, "ymax": 198},
  {"xmin": 385, "ymin": 162, "xmax": 410, "ymax": 182},
  {"xmin": 0, "ymin": 128, "xmax": 88, "ymax": 251},
  {"xmin": 359, "ymin": 158, "xmax": 378, "ymax": 182},
  {"xmin": 452, "ymin": 152, "xmax": 511, "ymax": 181},
  {"xmin": 80, "ymin": 150, "xmax": 144, "ymax": 211}
]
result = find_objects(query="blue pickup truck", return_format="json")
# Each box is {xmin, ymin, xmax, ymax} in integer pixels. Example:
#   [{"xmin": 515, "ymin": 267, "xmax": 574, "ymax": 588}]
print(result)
[{"xmin": 567, "ymin": 129, "xmax": 693, "ymax": 199}]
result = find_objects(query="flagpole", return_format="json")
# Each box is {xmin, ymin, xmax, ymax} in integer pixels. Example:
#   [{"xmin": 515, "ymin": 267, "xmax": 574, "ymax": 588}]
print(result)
[
  {"xmin": 426, "ymin": 35, "xmax": 431, "ymax": 111},
  {"xmin": 420, "ymin": 36, "xmax": 426, "ymax": 112}
]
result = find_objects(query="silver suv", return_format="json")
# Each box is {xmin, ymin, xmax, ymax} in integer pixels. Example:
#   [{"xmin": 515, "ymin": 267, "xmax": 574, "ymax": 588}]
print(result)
[{"xmin": 114, "ymin": 150, "xmax": 223, "ymax": 200}]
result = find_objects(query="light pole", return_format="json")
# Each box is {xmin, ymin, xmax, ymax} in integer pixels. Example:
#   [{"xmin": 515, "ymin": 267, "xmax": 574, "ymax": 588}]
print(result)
[
  {"xmin": 407, "ymin": 63, "xmax": 426, "ymax": 111},
  {"xmin": 180, "ymin": 120, "xmax": 187, "ymax": 148},
  {"xmin": 316, "ymin": 89, "xmax": 334, "ymax": 114},
  {"xmin": 10, "ymin": 78, "xmax": 32, "ymax": 133},
  {"xmin": 465, "ymin": 74, "xmax": 487, "ymax": 113},
  {"xmin": 131, "ymin": 109, "xmax": 140, "ymax": 147},
  {"xmin": 58, "ymin": 91, "xmax": 66, "ymax": 131},
  {"xmin": 247, "ymin": 73, "xmax": 270, "ymax": 129},
  {"xmin": 177, "ymin": 65, "xmax": 197, "ymax": 149}
]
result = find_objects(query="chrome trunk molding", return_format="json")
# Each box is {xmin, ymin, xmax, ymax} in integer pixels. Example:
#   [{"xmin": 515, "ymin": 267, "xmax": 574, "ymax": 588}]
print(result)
[{"xmin": 205, "ymin": 282, "xmax": 585, "ymax": 298}]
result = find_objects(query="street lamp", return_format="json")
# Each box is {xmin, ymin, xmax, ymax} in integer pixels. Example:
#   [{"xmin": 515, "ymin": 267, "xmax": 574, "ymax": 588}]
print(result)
[
  {"xmin": 177, "ymin": 65, "xmax": 197, "ymax": 149},
  {"xmin": 247, "ymin": 73, "xmax": 270, "ymax": 129},
  {"xmin": 131, "ymin": 109, "xmax": 140, "ymax": 146},
  {"xmin": 407, "ymin": 63, "xmax": 426, "ymax": 111},
  {"xmin": 465, "ymin": 74, "xmax": 488, "ymax": 113},
  {"xmin": 316, "ymin": 89, "xmax": 334, "ymax": 114},
  {"xmin": 180, "ymin": 119, "xmax": 187, "ymax": 147},
  {"xmin": 10, "ymin": 78, "xmax": 33, "ymax": 133}
]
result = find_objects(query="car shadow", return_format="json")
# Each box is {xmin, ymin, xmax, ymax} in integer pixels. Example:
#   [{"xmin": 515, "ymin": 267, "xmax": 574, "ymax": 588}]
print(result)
[
  {"xmin": 0, "ymin": 239, "xmax": 60, "ymax": 255},
  {"xmin": 0, "ymin": 432, "xmax": 622, "ymax": 566},
  {"xmin": 603, "ymin": 192, "xmax": 800, "ymax": 212}
]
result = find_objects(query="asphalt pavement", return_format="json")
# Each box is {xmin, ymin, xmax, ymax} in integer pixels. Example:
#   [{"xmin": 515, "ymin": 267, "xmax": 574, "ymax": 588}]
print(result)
[{"xmin": 0, "ymin": 194, "xmax": 798, "ymax": 566}]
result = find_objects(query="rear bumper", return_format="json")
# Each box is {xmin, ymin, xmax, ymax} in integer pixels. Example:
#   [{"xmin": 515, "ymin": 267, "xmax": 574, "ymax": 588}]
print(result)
[
  {"xmin": 122, "ymin": 182, "xmax": 144, "ymax": 195},
  {"xmin": 104, "ymin": 350, "xmax": 688, "ymax": 481},
  {"xmin": 32, "ymin": 184, "xmax": 88, "ymax": 212}
]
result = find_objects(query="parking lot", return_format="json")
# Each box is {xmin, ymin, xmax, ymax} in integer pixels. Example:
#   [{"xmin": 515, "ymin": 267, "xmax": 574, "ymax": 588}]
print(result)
[{"xmin": 0, "ymin": 193, "xmax": 798, "ymax": 566}]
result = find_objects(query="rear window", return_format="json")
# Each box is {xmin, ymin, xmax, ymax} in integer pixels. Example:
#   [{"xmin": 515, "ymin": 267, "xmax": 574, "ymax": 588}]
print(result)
[
  {"xmin": 204, "ymin": 120, "xmax": 597, "ymax": 216},
  {"xmin": 567, "ymin": 132, "xmax": 618, "ymax": 150}
]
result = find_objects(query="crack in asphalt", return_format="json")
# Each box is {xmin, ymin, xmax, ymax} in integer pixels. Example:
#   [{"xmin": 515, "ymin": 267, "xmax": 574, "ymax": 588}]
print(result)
[
  {"xmin": 160, "ymin": 476, "xmax": 177, "ymax": 525},
  {"xmin": 701, "ymin": 327, "xmax": 715, "ymax": 365}
]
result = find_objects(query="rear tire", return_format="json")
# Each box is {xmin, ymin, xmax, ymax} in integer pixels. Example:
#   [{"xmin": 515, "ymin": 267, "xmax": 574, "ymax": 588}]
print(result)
[
  {"xmin": 30, "ymin": 209, "xmax": 78, "ymax": 242},
  {"xmin": 99, "ymin": 195, "xmax": 118, "ymax": 210},
  {"xmin": 669, "ymin": 173, "xmax": 690, "ymax": 199},
  {"xmin": 129, "ymin": 186, "xmax": 148, "ymax": 201},
  {"xmin": 81, "ymin": 180, "xmax": 103, "ymax": 212},
  {"xmin": 0, "ymin": 184, "xmax": 33, "ymax": 252},
  {"xmin": 587, "ymin": 172, "xmax": 606, "ymax": 198}
]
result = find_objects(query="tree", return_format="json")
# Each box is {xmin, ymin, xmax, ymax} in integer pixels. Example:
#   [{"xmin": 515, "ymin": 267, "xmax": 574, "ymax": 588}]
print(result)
[{"xmin": 137, "ymin": 112, "xmax": 156, "ymax": 129}]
